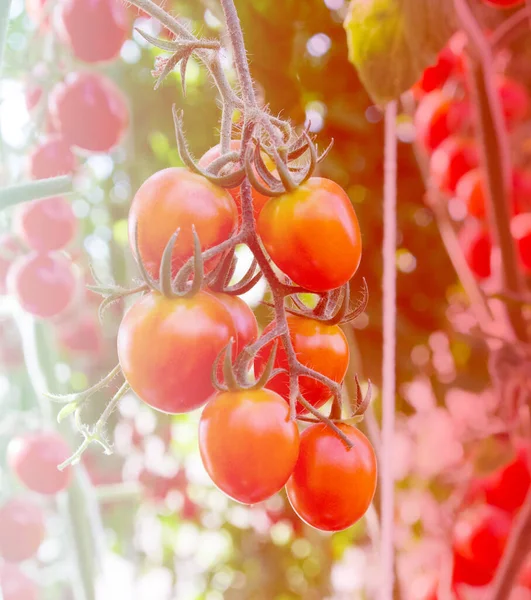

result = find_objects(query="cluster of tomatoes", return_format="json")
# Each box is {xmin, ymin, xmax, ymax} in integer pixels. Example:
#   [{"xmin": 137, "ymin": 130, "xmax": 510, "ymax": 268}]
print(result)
[
  {"xmin": 115, "ymin": 140, "xmax": 376, "ymax": 532},
  {"xmin": 0, "ymin": 432, "xmax": 72, "ymax": 600}
]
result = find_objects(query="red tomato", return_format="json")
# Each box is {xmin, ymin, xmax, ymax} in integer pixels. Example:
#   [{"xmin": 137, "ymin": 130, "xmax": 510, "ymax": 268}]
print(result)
[
  {"xmin": 0, "ymin": 499, "xmax": 45, "ymax": 563},
  {"xmin": 199, "ymin": 389, "xmax": 300, "ymax": 504},
  {"xmin": 181, "ymin": 495, "xmax": 199, "ymax": 521},
  {"xmin": 412, "ymin": 44, "xmax": 463, "ymax": 96},
  {"xmin": 0, "ymin": 234, "xmax": 22, "ymax": 295},
  {"xmin": 415, "ymin": 91, "xmax": 470, "ymax": 152},
  {"xmin": 258, "ymin": 178, "xmax": 362, "ymax": 292},
  {"xmin": 456, "ymin": 169, "xmax": 486, "ymax": 219},
  {"xmin": 56, "ymin": 313, "xmax": 103, "ymax": 355},
  {"xmin": 15, "ymin": 197, "xmax": 77, "ymax": 252},
  {"xmin": 8, "ymin": 432, "xmax": 72, "ymax": 495},
  {"xmin": 0, "ymin": 564, "xmax": 38, "ymax": 600},
  {"xmin": 209, "ymin": 292, "xmax": 258, "ymax": 355},
  {"xmin": 117, "ymin": 291, "xmax": 235, "ymax": 413},
  {"xmin": 286, "ymin": 423, "xmax": 377, "ymax": 531},
  {"xmin": 511, "ymin": 213, "xmax": 531, "ymax": 273},
  {"xmin": 198, "ymin": 140, "xmax": 272, "ymax": 221},
  {"xmin": 513, "ymin": 170, "xmax": 531, "ymax": 214},
  {"xmin": 497, "ymin": 76, "xmax": 530, "ymax": 128},
  {"xmin": 28, "ymin": 136, "xmax": 76, "ymax": 180},
  {"xmin": 58, "ymin": 0, "xmax": 128, "ymax": 64},
  {"xmin": 129, "ymin": 168, "xmax": 237, "ymax": 281},
  {"xmin": 49, "ymin": 72, "xmax": 129, "ymax": 153},
  {"xmin": 483, "ymin": 0, "xmax": 524, "ymax": 8},
  {"xmin": 8, "ymin": 252, "xmax": 77, "ymax": 319},
  {"xmin": 459, "ymin": 223, "xmax": 492, "ymax": 280},
  {"xmin": 254, "ymin": 314, "xmax": 349, "ymax": 414},
  {"xmin": 452, "ymin": 505, "xmax": 511, "ymax": 587},
  {"xmin": 430, "ymin": 137, "xmax": 479, "ymax": 194}
]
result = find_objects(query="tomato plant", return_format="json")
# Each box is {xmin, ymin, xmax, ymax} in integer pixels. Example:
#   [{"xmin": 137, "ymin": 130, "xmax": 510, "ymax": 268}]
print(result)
[
  {"xmin": 199, "ymin": 389, "xmax": 300, "ymax": 504},
  {"xmin": 0, "ymin": 499, "xmax": 45, "ymax": 563}
]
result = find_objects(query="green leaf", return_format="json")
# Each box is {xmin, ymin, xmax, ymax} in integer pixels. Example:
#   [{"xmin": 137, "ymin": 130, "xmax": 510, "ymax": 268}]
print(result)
[
  {"xmin": 344, "ymin": 0, "xmax": 457, "ymax": 105},
  {"xmin": 57, "ymin": 402, "xmax": 78, "ymax": 423}
]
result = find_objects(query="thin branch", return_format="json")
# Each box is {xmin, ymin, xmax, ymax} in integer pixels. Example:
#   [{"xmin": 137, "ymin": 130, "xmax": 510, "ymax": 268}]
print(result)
[{"xmin": 0, "ymin": 175, "xmax": 73, "ymax": 209}]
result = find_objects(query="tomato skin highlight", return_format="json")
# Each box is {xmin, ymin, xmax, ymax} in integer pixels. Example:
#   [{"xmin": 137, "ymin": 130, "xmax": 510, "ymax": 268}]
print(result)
[
  {"xmin": 0, "ymin": 563, "xmax": 38, "ymax": 600},
  {"xmin": 286, "ymin": 423, "xmax": 377, "ymax": 531},
  {"xmin": 0, "ymin": 499, "xmax": 45, "ymax": 563},
  {"xmin": 117, "ymin": 291, "xmax": 235, "ymax": 414},
  {"xmin": 199, "ymin": 389, "xmax": 300, "ymax": 504},
  {"xmin": 258, "ymin": 178, "xmax": 362, "ymax": 292},
  {"xmin": 129, "ymin": 168, "xmax": 237, "ymax": 281},
  {"xmin": 254, "ymin": 314, "xmax": 349, "ymax": 414}
]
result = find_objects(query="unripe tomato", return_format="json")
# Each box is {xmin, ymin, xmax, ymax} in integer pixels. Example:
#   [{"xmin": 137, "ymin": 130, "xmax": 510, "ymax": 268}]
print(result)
[
  {"xmin": 210, "ymin": 292, "xmax": 258, "ymax": 355},
  {"xmin": 15, "ymin": 197, "xmax": 77, "ymax": 252},
  {"xmin": 0, "ymin": 234, "xmax": 22, "ymax": 295},
  {"xmin": 0, "ymin": 499, "xmax": 45, "ymax": 563},
  {"xmin": 198, "ymin": 140, "xmax": 272, "ymax": 222},
  {"xmin": 430, "ymin": 137, "xmax": 479, "ymax": 194},
  {"xmin": 456, "ymin": 169, "xmax": 486, "ymax": 219},
  {"xmin": 0, "ymin": 564, "xmax": 38, "ymax": 600},
  {"xmin": 129, "ymin": 168, "xmax": 237, "ymax": 281},
  {"xmin": 258, "ymin": 178, "xmax": 362, "ymax": 292},
  {"xmin": 199, "ymin": 389, "xmax": 300, "ymax": 504},
  {"xmin": 58, "ymin": 0, "xmax": 128, "ymax": 64},
  {"xmin": 498, "ymin": 76, "xmax": 530, "ymax": 128},
  {"xmin": 511, "ymin": 213, "xmax": 531, "ymax": 273},
  {"xmin": 28, "ymin": 136, "xmax": 76, "ymax": 180},
  {"xmin": 286, "ymin": 423, "xmax": 377, "ymax": 531},
  {"xmin": 49, "ymin": 72, "xmax": 129, "ymax": 153},
  {"xmin": 8, "ymin": 253, "xmax": 77, "ymax": 319},
  {"xmin": 483, "ymin": 0, "xmax": 524, "ymax": 8},
  {"xmin": 452, "ymin": 505, "xmax": 511, "ymax": 587},
  {"xmin": 415, "ymin": 91, "xmax": 470, "ymax": 152},
  {"xmin": 118, "ymin": 291, "xmax": 235, "ymax": 413},
  {"xmin": 254, "ymin": 314, "xmax": 349, "ymax": 414},
  {"xmin": 8, "ymin": 432, "xmax": 72, "ymax": 495},
  {"xmin": 459, "ymin": 223, "xmax": 492, "ymax": 280}
]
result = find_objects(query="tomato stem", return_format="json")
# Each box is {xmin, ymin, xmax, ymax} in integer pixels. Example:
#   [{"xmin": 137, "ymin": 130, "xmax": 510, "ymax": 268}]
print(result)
[{"xmin": 0, "ymin": 175, "xmax": 73, "ymax": 208}]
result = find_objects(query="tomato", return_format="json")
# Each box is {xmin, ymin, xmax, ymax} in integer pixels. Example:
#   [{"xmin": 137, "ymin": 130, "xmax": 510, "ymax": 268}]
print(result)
[
  {"xmin": 25, "ymin": 0, "xmax": 50, "ymax": 28},
  {"xmin": 412, "ymin": 44, "xmax": 463, "ymax": 97},
  {"xmin": 513, "ymin": 170, "xmax": 531, "ymax": 214},
  {"xmin": 0, "ymin": 498, "xmax": 45, "ymax": 563},
  {"xmin": 452, "ymin": 505, "xmax": 511, "ymax": 587},
  {"xmin": 198, "ymin": 140, "xmax": 272, "ymax": 221},
  {"xmin": 25, "ymin": 84, "xmax": 42, "ymax": 112},
  {"xmin": 58, "ymin": 0, "xmax": 128, "ymax": 64},
  {"xmin": 56, "ymin": 313, "xmax": 103, "ymax": 356},
  {"xmin": 430, "ymin": 137, "xmax": 479, "ymax": 194},
  {"xmin": 118, "ymin": 291, "xmax": 235, "ymax": 413},
  {"xmin": 209, "ymin": 292, "xmax": 258, "ymax": 355},
  {"xmin": 8, "ymin": 252, "xmax": 77, "ymax": 319},
  {"xmin": 0, "ymin": 564, "xmax": 38, "ymax": 600},
  {"xmin": 15, "ymin": 197, "xmax": 77, "ymax": 252},
  {"xmin": 498, "ymin": 76, "xmax": 530, "ymax": 128},
  {"xmin": 459, "ymin": 223, "xmax": 492, "ymax": 280},
  {"xmin": 28, "ymin": 136, "xmax": 76, "ymax": 180},
  {"xmin": 129, "ymin": 168, "xmax": 237, "ymax": 280},
  {"xmin": 8, "ymin": 432, "xmax": 72, "ymax": 495},
  {"xmin": 258, "ymin": 178, "xmax": 362, "ymax": 292},
  {"xmin": 511, "ymin": 213, "xmax": 531, "ymax": 273},
  {"xmin": 181, "ymin": 495, "xmax": 200, "ymax": 521},
  {"xmin": 49, "ymin": 72, "xmax": 129, "ymax": 153},
  {"xmin": 199, "ymin": 389, "xmax": 300, "ymax": 504},
  {"xmin": 483, "ymin": 0, "xmax": 524, "ymax": 8},
  {"xmin": 254, "ymin": 314, "xmax": 349, "ymax": 414},
  {"xmin": 0, "ymin": 234, "xmax": 22, "ymax": 295},
  {"xmin": 415, "ymin": 91, "xmax": 470, "ymax": 152},
  {"xmin": 456, "ymin": 169, "xmax": 486, "ymax": 219},
  {"xmin": 286, "ymin": 423, "xmax": 377, "ymax": 531}
]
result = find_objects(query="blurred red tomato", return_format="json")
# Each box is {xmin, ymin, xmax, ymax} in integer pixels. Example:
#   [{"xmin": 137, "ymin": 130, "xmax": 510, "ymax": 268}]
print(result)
[
  {"xmin": 0, "ymin": 564, "xmax": 38, "ymax": 600},
  {"xmin": 28, "ymin": 136, "xmax": 77, "ymax": 180},
  {"xmin": 459, "ymin": 223, "xmax": 492, "ymax": 280},
  {"xmin": 0, "ymin": 499, "xmax": 45, "ymax": 563},
  {"xmin": 430, "ymin": 137, "xmax": 479, "ymax": 194}
]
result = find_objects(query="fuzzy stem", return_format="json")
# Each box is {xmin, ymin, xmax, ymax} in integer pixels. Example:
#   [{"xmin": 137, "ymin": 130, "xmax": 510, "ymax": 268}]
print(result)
[
  {"xmin": 380, "ymin": 100, "xmax": 397, "ymax": 600},
  {"xmin": 454, "ymin": 0, "xmax": 527, "ymax": 342},
  {"xmin": 0, "ymin": 0, "xmax": 11, "ymax": 73},
  {"xmin": 0, "ymin": 175, "xmax": 73, "ymax": 208}
]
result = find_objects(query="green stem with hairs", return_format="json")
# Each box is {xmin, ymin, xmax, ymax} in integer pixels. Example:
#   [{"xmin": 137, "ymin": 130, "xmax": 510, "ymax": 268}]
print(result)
[{"xmin": 0, "ymin": 176, "xmax": 73, "ymax": 209}]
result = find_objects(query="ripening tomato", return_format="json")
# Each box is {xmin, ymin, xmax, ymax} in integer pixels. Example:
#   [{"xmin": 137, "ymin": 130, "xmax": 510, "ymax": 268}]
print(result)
[
  {"xmin": 118, "ymin": 291, "xmax": 235, "ymax": 413},
  {"xmin": 209, "ymin": 292, "xmax": 258, "ymax": 355},
  {"xmin": 15, "ymin": 197, "xmax": 77, "ymax": 252},
  {"xmin": 415, "ymin": 91, "xmax": 470, "ymax": 152},
  {"xmin": 199, "ymin": 389, "xmax": 300, "ymax": 504},
  {"xmin": 498, "ymin": 76, "xmax": 530, "ymax": 128},
  {"xmin": 8, "ymin": 432, "xmax": 72, "ymax": 495},
  {"xmin": 58, "ymin": 0, "xmax": 128, "ymax": 63},
  {"xmin": 430, "ymin": 137, "xmax": 479, "ymax": 194},
  {"xmin": 0, "ymin": 564, "xmax": 38, "ymax": 600},
  {"xmin": 129, "ymin": 168, "xmax": 237, "ymax": 281},
  {"xmin": 0, "ymin": 499, "xmax": 45, "ymax": 563},
  {"xmin": 286, "ymin": 423, "xmax": 377, "ymax": 531},
  {"xmin": 0, "ymin": 234, "xmax": 22, "ymax": 295},
  {"xmin": 483, "ymin": 0, "xmax": 524, "ymax": 9},
  {"xmin": 258, "ymin": 178, "xmax": 362, "ymax": 292},
  {"xmin": 456, "ymin": 169, "xmax": 486, "ymax": 219},
  {"xmin": 56, "ymin": 313, "xmax": 103, "ymax": 356},
  {"xmin": 254, "ymin": 314, "xmax": 349, "ymax": 414},
  {"xmin": 452, "ymin": 505, "xmax": 511, "ymax": 587},
  {"xmin": 49, "ymin": 72, "xmax": 129, "ymax": 153},
  {"xmin": 459, "ymin": 223, "xmax": 492, "ymax": 280},
  {"xmin": 198, "ymin": 140, "xmax": 272, "ymax": 221},
  {"xmin": 511, "ymin": 213, "xmax": 531, "ymax": 273},
  {"xmin": 8, "ymin": 252, "xmax": 77, "ymax": 319},
  {"xmin": 28, "ymin": 136, "xmax": 77, "ymax": 180}
]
